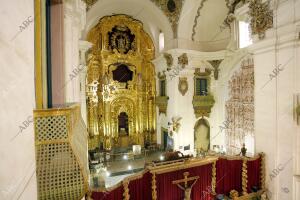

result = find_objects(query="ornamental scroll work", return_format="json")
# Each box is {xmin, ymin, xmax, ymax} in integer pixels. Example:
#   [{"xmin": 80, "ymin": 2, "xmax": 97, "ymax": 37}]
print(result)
[
  {"xmin": 225, "ymin": 58, "xmax": 254, "ymax": 155},
  {"xmin": 248, "ymin": 0, "xmax": 273, "ymax": 39},
  {"xmin": 108, "ymin": 25, "xmax": 135, "ymax": 54},
  {"xmin": 178, "ymin": 77, "xmax": 188, "ymax": 96},
  {"xmin": 150, "ymin": 0, "xmax": 184, "ymax": 37}
]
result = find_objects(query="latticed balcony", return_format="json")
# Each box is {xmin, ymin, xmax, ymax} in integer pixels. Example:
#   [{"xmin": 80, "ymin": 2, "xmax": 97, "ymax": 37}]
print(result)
[
  {"xmin": 34, "ymin": 104, "xmax": 88, "ymax": 200},
  {"xmin": 155, "ymin": 96, "xmax": 169, "ymax": 114},
  {"xmin": 192, "ymin": 95, "xmax": 215, "ymax": 118}
]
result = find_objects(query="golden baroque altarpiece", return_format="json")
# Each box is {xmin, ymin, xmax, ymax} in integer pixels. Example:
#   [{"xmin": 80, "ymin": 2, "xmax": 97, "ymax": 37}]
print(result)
[{"xmin": 86, "ymin": 15, "xmax": 156, "ymax": 150}]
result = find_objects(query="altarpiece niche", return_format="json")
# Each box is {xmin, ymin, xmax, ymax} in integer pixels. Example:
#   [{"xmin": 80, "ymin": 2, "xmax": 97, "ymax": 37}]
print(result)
[{"xmin": 86, "ymin": 15, "xmax": 156, "ymax": 150}]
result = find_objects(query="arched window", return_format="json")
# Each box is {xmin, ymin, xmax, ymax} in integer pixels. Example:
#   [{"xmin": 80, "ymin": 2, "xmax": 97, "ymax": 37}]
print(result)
[
  {"xmin": 239, "ymin": 21, "xmax": 252, "ymax": 48},
  {"xmin": 159, "ymin": 31, "xmax": 164, "ymax": 52}
]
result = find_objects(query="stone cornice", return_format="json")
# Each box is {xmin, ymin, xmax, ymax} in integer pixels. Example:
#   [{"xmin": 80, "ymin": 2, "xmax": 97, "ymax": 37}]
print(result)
[{"xmin": 248, "ymin": 21, "xmax": 300, "ymax": 55}]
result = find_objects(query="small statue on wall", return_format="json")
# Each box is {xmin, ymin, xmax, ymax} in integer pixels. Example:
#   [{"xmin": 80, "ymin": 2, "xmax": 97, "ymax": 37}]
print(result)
[
  {"xmin": 168, "ymin": 116, "xmax": 182, "ymax": 135},
  {"xmin": 237, "ymin": 143, "xmax": 247, "ymax": 156}
]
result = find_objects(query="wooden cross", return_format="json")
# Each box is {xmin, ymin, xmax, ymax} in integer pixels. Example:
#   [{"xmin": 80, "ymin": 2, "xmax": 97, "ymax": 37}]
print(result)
[{"xmin": 172, "ymin": 172, "xmax": 199, "ymax": 200}]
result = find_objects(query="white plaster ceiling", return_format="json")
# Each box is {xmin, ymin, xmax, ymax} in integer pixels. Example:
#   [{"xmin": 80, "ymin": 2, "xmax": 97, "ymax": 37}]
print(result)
[
  {"xmin": 83, "ymin": 0, "xmax": 231, "ymax": 52},
  {"xmin": 178, "ymin": 0, "xmax": 230, "ymax": 51}
]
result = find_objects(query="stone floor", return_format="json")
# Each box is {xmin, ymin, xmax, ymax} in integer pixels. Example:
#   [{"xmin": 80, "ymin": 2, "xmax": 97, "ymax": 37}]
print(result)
[{"xmin": 90, "ymin": 150, "xmax": 165, "ymax": 188}]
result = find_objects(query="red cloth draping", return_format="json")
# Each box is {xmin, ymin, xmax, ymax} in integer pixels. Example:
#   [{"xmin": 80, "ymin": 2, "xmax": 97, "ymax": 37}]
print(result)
[
  {"xmin": 91, "ymin": 156, "xmax": 262, "ymax": 199},
  {"xmin": 216, "ymin": 158, "xmax": 243, "ymax": 195},
  {"xmin": 156, "ymin": 164, "xmax": 213, "ymax": 200},
  {"xmin": 247, "ymin": 158, "xmax": 261, "ymax": 192},
  {"xmin": 128, "ymin": 171, "xmax": 152, "ymax": 200},
  {"xmin": 91, "ymin": 185, "xmax": 123, "ymax": 200}
]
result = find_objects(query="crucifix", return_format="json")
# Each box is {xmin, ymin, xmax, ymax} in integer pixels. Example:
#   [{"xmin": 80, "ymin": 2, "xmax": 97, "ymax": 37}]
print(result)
[{"xmin": 172, "ymin": 172, "xmax": 199, "ymax": 200}]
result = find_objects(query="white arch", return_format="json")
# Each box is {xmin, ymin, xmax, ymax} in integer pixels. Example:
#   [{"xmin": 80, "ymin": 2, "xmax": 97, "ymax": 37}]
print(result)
[{"xmin": 82, "ymin": 0, "xmax": 173, "ymax": 55}]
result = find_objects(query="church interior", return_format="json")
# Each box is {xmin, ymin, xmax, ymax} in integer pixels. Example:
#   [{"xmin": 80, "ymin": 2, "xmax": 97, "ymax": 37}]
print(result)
[{"xmin": 0, "ymin": 0, "xmax": 300, "ymax": 199}]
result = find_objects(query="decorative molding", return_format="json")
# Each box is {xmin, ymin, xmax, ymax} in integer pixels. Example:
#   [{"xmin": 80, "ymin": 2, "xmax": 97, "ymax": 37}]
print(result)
[
  {"xmin": 208, "ymin": 59, "xmax": 223, "ymax": 80},
  {"xmin": 83, "ymin": 0, "xmax": 98, "ymax": 10},
  {"xmin": 225, "ymin": 58, "xmax": 254, "ymax": 155},
  {"xmin": 248, "ymin": 0, "xmax": 273, "ymax": 39},
  {"xmin": 150, "ymin": 0, "xmax": 184, "ymax": 38},
  {"xmin": 155, "ymin": 96, "xmax": 169, "ymax": 114},
  {"xmin": 225, "ymin": 0, "xmax": 248, "ymax": 21},
  {"xmin": 191, "ymin": 0, "xmax": 209, "ymax": 41},
  {"xmin": 157, "ymin": 71, "xmax": 167, "ymax": 79},
  {"xmin": 163, "ymin": 52, "xmax": 173, "ymax": 70},
  {"xmin": 178, "ymin": 77, "xmax": 188, "ymax": 96},
  {"xmin": 178, "ymin": 53, "xmax": 188, "ymax": 68}
]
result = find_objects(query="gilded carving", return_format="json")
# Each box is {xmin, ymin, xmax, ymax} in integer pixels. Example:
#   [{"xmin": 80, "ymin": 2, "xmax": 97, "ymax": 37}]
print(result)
[
  {"xmin": 259, "ymin": 153, "xmax": 266, "ymax": 190},
  {"xmin": 248, "ymin": 0, "xmax": 273, "ymax": 39},
  {"xmin": 123, "ymin": 180, "xmax": 130, "ymax": 200},
  {"xmin": 86, "ymin": 15, "xmax": 156, "ymax": 150},
  {"xmin": 178, "ymin": 77, "xmax": 188, "ymax": 96},
  {"xmin": 192, "ymin": 68, "xmax": 215, "ymax": 118},
  {"xmin": 108, "ymin": 25, "xmax": 135, "ymax": 54},
  {"xmin": 151, "ymin": 172, "xmax": 158, "ymax": 200},
  {"xmin": 211, "ymin": 161, "xmax": 216, "ymax": 195},
  {"xmin": 242, "ymin": 159, "xmax": 248, "ymax": 195}
]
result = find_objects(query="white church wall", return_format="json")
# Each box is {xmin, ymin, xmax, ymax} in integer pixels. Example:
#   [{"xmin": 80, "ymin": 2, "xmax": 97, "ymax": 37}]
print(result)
[
  {"xmin": 153, "ymin": 50, "xmax": 228, "ymax": 153},
  {"xmin": 248, "ymin": 0, "xmax": 300, "ymax": 199},
  {"xmin": 0, "ymin": 0, "xmax": 37, "ymax": 199},
  {"xmin": 64, "ymin": 0, "xmax": 86, "ymax": 104}
]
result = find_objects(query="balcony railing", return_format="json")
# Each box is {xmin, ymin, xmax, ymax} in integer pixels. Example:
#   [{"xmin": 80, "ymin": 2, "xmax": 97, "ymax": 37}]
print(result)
[{"xmin": 34, "ymin": 103, "xmax": 88, "ymax": 200}]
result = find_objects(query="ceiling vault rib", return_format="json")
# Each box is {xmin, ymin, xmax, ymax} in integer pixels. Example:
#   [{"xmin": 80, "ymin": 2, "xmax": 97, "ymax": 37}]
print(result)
[{"xmin": 191, "ymin": 0, "xmax": 209, "ymax": 41}]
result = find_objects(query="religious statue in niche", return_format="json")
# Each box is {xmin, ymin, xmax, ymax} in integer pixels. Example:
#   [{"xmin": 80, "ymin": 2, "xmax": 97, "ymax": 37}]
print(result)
[
  {"xmin": 108, "ymin": 25, "xmax": 135, "ymax": 54},
  {"xmin": 178, "ymin": 77, "xmax": 188, "ymax": 96},
  {"xmin": 172, "ymin": 172, "xmax": 199, "ymax": 200},
  {"xmin": 194, "ymin": 118, "xmax": 210, "ymax": 152}
]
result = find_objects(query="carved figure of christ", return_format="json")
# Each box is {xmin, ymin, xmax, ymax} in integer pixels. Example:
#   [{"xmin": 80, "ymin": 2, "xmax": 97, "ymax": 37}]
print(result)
[{"xmin": 172, "ymin": 172, "xmax": 199, "ymax": 200}]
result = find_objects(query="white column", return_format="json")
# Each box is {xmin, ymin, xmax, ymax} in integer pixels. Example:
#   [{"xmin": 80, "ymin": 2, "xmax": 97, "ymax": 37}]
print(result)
[
  {"xmin": 79, "ymin": 40, "xmax": 93, "ymax": 126},
  {"xmin": 64, "ymin": 0, "xmax": 86, "ymax": 103}
]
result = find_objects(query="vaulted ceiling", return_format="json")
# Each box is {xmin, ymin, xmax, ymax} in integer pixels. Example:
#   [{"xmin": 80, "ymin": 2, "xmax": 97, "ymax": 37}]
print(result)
[{"xmin": 82, "ymin": 0, "xmax": 244, "ymax": 52}]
